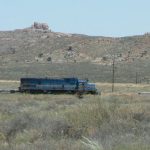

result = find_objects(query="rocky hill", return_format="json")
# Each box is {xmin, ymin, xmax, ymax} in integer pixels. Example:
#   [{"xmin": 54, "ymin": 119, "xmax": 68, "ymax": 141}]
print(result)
[{"xmin": 0, "ymin": 22, "xmax": 150, "ymax": 82}]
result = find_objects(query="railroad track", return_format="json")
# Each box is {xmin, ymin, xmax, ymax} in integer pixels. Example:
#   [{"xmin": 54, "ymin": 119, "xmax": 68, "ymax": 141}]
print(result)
[{"xmin": 0, "ymin": 89, "xmax": 19, "ymax": 93}]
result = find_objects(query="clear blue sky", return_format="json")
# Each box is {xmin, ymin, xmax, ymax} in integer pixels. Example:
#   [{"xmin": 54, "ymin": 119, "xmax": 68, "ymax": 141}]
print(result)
[{"xmin": 0, "ymin": 0, "xmax": 150, "ymax": 37}]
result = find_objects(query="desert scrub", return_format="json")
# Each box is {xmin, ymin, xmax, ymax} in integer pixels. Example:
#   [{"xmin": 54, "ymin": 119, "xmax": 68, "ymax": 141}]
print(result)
[
  {"xmin": 65, "ymin": 97, "xmax": 112, "ymax": 133},
  {"xmin": 64, "ymin": 94, "xmax": 150, "ymax": 149},
  {"xmin": 1, "ymin": 139, "xmax": 88, "ymax": 150},
  {"xmin": 81, "ymin": 136, "xmax": 104, "ymax": 150},
  {"xmin": 0, "ymin": 83, "xmax": 150, "ymax": 150},
  {"xmin": 114, "ymin": 142, "xmax": 150, "ymax": 150},
  {"xmin": 0, "ymin": 113, "xmax": 33, "ymax": 143}
]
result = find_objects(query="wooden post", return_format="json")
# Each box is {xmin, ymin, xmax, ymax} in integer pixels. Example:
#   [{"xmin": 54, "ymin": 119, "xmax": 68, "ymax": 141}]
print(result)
[
  {"xmin": 112, "ymin": 57, "xmax": 115, "ymax": 92},
  {"xmin": 136, "ymin": 72, "xmax": 138, "ymax": 84}
]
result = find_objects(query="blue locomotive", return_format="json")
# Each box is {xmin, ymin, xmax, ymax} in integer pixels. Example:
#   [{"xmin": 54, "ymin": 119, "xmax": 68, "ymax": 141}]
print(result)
[{"xmin": 19, "ymin": 77, "xmax": 98, "ymax": 94}]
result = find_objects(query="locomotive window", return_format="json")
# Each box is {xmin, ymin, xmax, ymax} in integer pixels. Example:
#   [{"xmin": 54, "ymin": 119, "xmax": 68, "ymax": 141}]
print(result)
[
  {"xmin": 64, "ymin": 79, "xmax": 76, "ymax": 84},
  {"xmin": 23, "ymin": 84, "xmax": 35, "ymax": 87}
]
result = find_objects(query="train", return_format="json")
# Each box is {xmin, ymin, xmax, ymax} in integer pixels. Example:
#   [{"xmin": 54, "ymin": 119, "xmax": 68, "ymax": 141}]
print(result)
[{"xmin": 19, "ymin": 77, "xmax": 98, "ymax": 94}]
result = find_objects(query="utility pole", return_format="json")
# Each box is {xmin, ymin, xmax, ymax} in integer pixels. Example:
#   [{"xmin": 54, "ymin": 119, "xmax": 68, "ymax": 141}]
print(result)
[
  {"xmin": 135, "ymin": 72, "xmax": 138, "ymax": 84},
  {"xmin": 112, "ymin": 56, "xmax": 115, "ymax": 92}
]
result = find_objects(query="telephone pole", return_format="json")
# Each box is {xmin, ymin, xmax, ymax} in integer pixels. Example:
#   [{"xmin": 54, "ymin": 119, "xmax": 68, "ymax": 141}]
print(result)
[
  {"xmin": 135, "ymin": 72, "xmax": 138, "ymax": 84},
  {"xmin": 112, "ymin": 56, "xmax": 115, "ymax": 92}
]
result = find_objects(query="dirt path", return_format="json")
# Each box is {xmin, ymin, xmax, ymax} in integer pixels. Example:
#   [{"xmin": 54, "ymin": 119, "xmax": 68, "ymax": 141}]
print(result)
[{"xmin": 0, "ymin": 80, "xmax": 19, "ymax": 83}]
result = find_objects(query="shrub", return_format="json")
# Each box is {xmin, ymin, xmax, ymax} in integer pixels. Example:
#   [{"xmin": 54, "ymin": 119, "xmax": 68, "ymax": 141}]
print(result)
[
  {"xmin": 38, "ymin": 53, "xmax": 43, "ymax": 58},
  {"xmin": 47, "ymin": 57, "xmax": 52, "ymax": 62},
  {"xmin": 1, "ymin": 113, "xmax": 32, "ymax": 143}
]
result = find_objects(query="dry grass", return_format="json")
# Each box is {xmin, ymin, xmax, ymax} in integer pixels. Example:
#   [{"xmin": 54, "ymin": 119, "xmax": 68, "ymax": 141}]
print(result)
[
  {"xmin": 0, "ymin": 82, "xmax": 150, "ymax": 150},
  {"xmin": 96, "ymin": 82, "xmax": 150, "ymax": 93}
]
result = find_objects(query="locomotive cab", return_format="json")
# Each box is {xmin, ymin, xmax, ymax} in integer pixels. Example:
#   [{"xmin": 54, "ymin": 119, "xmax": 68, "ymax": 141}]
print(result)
[{"xmin": 78, "ymin": 79, "xmax": 98, "ymax": 94}]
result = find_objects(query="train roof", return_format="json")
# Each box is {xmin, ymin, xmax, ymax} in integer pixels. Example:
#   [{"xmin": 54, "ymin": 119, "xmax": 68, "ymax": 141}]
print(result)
[
  {"xmin": 20, "ymin": 77, "xmax": 78, "ymax": 80},
  {"xmin": 78, "ymin": 79, "xmax": 88, "ymax": 83}
]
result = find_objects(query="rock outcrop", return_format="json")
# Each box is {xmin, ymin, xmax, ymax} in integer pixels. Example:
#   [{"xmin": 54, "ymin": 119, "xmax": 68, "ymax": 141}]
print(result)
[{"xmin": 31, "ymin": 22, "xmax": 49, "ymax": 30}]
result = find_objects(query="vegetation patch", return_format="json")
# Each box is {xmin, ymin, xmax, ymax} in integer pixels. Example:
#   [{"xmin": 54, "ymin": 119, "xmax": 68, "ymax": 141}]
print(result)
[{"xmin": 0, "ymin": 82, "xmax": 150, "ymax": 149}]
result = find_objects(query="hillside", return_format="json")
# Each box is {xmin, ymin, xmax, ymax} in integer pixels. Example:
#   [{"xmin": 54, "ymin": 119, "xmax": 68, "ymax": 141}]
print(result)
[{"xmin": 0, "ymin": 23, "xmax": 150, "ymax": 82}]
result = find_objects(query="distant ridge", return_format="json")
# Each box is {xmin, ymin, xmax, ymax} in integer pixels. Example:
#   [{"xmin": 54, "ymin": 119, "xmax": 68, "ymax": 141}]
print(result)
[{"xmin": 0, "ymin": 23, "xmax": 149, "ymax": 82}]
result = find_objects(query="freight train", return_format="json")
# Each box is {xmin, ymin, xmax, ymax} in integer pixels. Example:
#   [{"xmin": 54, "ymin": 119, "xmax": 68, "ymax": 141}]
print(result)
[{"xmin": 19, "ymin": 77, "xmax": 98, "ymax": 94}]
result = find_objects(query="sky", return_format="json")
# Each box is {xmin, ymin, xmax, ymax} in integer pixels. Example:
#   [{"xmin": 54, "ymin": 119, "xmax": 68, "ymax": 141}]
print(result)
[{"xmin": 0, "ymin": 0, "xmax": 150, "ymax": 37}]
